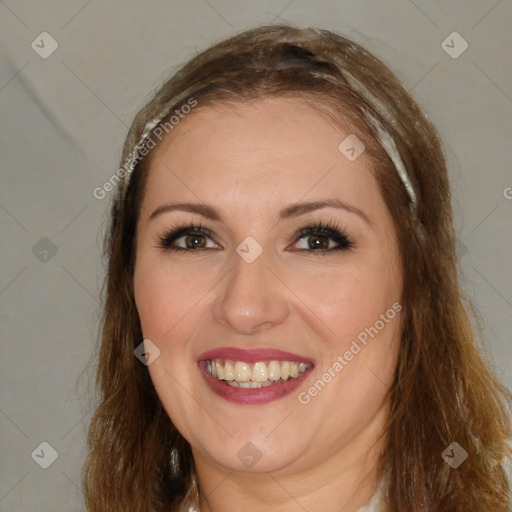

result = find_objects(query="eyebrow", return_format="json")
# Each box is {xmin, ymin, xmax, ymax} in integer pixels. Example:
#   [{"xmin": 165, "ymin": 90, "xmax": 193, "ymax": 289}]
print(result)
[{"xmin": 149, "ymin": 198, "xmax": 372, "ymax": 227}]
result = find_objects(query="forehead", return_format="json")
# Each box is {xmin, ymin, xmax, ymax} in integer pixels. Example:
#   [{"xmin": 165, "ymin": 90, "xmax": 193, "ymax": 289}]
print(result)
[{"xmin": 142, "ymin": 97, "xmax": 383, "ymax": 220}]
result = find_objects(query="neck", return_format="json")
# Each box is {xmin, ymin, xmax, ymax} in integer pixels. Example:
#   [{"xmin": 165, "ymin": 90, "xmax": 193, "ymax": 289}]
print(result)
[{"xmin": 192, "ymin": 399, "xmax": 389, "ymax": 512}]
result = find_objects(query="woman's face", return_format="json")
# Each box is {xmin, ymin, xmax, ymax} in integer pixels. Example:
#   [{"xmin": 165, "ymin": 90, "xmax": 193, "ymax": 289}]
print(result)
[{"xmin": 134, "ymin": 97, "xmax": 403, "ymax": 479}]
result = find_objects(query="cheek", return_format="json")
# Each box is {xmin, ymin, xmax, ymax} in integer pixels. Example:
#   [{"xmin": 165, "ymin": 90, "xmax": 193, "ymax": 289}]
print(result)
[
  {"xmin": 134, "ymin": 260, "xmax": 212, "ymax": 338},
  {"xmin": 134, "ymin": 270, "xmax": 167, "ymax": 337},
  {"xmin": 288, "ymin": 254, "xmax": 401, "ymax": 348},
  {"xmin": 133, "ymin": 263, "xmax": 209, "ymax": 431}
]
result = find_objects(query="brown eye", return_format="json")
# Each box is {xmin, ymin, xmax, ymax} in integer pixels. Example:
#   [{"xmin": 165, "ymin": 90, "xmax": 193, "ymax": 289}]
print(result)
[
  {"xmin": 291, "ymin": 221, "xmax": 353, "ymax": 255},
  {"xmin": 183, "ymin": 233, "xmax": 208, "ymax": 249},
  {"xmin": 305, "ymin": 234, "xmax": 331, "ymax": 250},
  {"xmin": 158, "ymin": 224, "xmax": 219, "ymax": 251}
]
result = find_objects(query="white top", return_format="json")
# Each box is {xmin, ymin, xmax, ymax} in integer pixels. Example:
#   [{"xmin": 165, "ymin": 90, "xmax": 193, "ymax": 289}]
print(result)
[{"xmin": 356, "ymin": 475, "xmax": 385, "ymax": 512}]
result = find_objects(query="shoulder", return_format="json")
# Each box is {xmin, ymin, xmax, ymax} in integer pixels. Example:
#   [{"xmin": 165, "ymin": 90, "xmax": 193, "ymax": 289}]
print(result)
[{"xmin": 358, "ymin": 435, "xmax": 512, "ymax": 511}]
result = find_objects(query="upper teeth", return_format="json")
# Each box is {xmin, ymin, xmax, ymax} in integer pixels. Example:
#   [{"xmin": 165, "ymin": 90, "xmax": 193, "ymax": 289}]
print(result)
[{"xmin": 205, "ymin": 359, "xmax": 311, "ymax": 383}]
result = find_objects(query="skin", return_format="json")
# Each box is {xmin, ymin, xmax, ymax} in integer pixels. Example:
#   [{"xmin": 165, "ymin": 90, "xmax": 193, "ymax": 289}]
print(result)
[{"xmin": 134, "ymin": 97, "xmax": 403, "ymax": 512}]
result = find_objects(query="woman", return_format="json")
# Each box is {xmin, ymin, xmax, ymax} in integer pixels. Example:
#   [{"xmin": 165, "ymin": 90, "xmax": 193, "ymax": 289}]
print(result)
[{"xmin": 82, "ymin": 25, "xmax": 512, "ymax": 511}]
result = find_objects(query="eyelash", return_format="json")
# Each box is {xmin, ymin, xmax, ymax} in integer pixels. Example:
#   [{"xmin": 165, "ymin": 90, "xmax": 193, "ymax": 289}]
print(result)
[{"xmin": 157, "ymin": 220, "xmax": 353, "ymax": 256}]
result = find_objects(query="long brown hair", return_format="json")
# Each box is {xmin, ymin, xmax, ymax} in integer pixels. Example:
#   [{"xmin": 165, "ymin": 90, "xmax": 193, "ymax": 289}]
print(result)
[{"xmin": 82, "ymin": 25, "xmax": 512, "ymax": 511}]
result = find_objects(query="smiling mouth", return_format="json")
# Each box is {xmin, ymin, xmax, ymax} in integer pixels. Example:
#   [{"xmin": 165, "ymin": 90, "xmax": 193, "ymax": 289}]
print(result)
[{"xmin": 203, "ymin": 359, "xmax": 312, "ymax": 388}]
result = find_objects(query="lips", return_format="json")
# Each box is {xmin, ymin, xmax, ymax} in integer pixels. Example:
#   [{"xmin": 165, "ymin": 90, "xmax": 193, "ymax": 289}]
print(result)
[
  {"xmin": 198, "ymin": 347, "xmax": 313, "ymax": 364},
  {"xmin": 197, "ymin": 347, "xmax": 314, "ymax": 405}
]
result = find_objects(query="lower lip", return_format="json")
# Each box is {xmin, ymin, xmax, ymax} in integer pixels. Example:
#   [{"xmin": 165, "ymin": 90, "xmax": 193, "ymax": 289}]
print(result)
[{"xmin": 198, "ymin": 361, "xmax": 313, "ymax": 405}]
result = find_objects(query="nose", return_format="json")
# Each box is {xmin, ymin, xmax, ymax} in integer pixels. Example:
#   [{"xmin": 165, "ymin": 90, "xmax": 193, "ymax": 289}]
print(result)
[{"xmin": 212, "ymin": 247, "xmax": 290, "ymax": 336}]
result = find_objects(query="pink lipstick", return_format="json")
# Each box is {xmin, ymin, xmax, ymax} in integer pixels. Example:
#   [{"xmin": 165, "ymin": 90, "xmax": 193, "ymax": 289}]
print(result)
[{"xmin": 197, "ymin": 347, "xmax": 314, "ymax": 405}]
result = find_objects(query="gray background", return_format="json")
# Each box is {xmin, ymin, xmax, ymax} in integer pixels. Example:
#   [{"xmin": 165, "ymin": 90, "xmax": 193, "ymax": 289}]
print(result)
[{"xmin": 1, "ymin": 1, "xmax": 511, "ymax": 510}]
